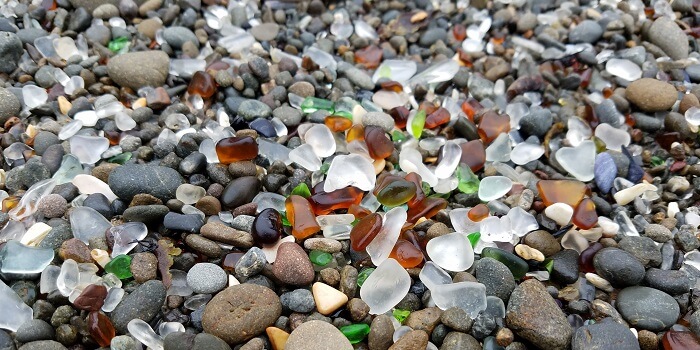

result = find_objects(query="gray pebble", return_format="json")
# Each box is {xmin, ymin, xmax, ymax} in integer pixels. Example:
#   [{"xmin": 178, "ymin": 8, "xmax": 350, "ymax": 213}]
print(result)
[{"xmin": 186, "ymin": 263, "xmax": 228, "ymax": 294}]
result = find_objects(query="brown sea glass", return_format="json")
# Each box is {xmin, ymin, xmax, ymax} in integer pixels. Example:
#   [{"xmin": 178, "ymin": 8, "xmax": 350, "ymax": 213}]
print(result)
[
  {"xmin": 215, "ymin": 136, "xmax": 258, "ymax": 164},
  {"xmin": 390, "ymin": 239, "xmax": 424, "ymax": 268},
  {"xmin": 376, "ymin": 180, "xmax": 417, "ymax": 207},
  {"xmin": 350, "ymin": 213, "xmax": 382, "ymax": 251},
  {"xmin": 536, "ymin": 180, "xmax": 587, "ymax": 207},
  {"xmin": 355, "ymin": 45, "xmax": 383, "ymax": 69},
  {"xmin": 390, "ymin": 106, "xmax": 410, "ymax": 129},
  {"xmin": 662, "ymin": 330, "xmax": 700, "ymax": 350},
  {"xmin": 407, "ymin": 197, "xmax": 447, "ymax": 223},
  {"xmin": 405, "ymin": 172, "xmax": 426, "ymax": 208},
  {"xmin": 187, "ymin": 71, "xmax": 217, "ymax": 99},
  {"xmin": 478, "ymin": 111, "xmax": 510, "ymax": 144},
  {"xmin": 73, "ymin": 284, "xmax": 108, "ymax": 311},
  {"xmin": 365, "ymin": 126, "xmax": 394, "ymax": 160},
  {"xmin": 425, "ymin": 108, "xmax": 450, "ymax": 129},
  {"xmin": 285, "ymin": 195, "xmax": 321, "ymax": 240},
  {"xmin": 572, "ymin": 198, "xmax": 597, "ymax": 229},
  {"xmin": 325, "ymin": 116, "xmax": 353, "ymax": 132},
  {"xmin": 459, "ymin": 140, "xmax": 486, "ymax": 172},
  {"xmin": 346, "ymin": 124, "xmax": 365, "ymax": 142},
  {"xmin": 468, "ymin": 204, "xmax": 490, "ymax": 222},
  {"xmin": 578, "ymin": 242, "xmax": 602, "ymax": 273},
  {"xmin": 88, "ymin": 311, "xmax": 115, "ymax": 347},
  {"xmin": 309, "ymin": 186, "xmax": 364, "ymax": 215},
  {"xmin": 222, "ymin": 252, "xmax": 245, "ymax": 272}
]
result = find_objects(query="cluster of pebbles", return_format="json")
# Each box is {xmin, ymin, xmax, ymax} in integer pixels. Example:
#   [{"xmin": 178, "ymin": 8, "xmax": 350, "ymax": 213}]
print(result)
[{"xmin": 2, "ymin": 0, "xmax": 700, "ymax": 349}]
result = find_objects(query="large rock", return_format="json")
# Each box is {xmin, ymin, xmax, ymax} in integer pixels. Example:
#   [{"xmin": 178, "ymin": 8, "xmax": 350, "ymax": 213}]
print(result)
[
  {"xmin": 202, "ymin": 284, "xmax": 281, "ymax": 345},
  {"xmin": 0, "ymin": 88, "xmax": 21, "ymax": 124},
  {"xmin": 648, "ymin": 17, "xmax": 689, "ymax": 60},
  {"xmin": 107, "ymin": 51, "xmax": 170, "ymax": 90},
  {"xmin": 0, "ymin": 32, "xmax": 22, "ymax": 74},
  {"xmin": 474, "ymin": 257, "xmax": 516, "ymax": 303},
  {"xmin": 108, "ymin": 164, "xmax": 184, "ymax": 202},
  {"xmin": 285, "ymin": 320, "xmax": 353, "ymax": 350},
  {"xmin": 593, "ymin": 247, "xmax": 645, "ymax": 287},
  {"xmin": 571, "ymin": 319, "xmax": 639, "ymax": 350},
  {"xmin": 110, "ymin": 280, "xmax": 166, "ymax": 333},
  {"xmin": 616, "ymin": 286, "xmax": 680, "ymax": 331},
  {"xmin": 625, "ymin": 78, "xmax": 677, "ymax": 112},
  {"xmin": 505, "ymin": 279, "xmax": 572, "ymax": 350}
]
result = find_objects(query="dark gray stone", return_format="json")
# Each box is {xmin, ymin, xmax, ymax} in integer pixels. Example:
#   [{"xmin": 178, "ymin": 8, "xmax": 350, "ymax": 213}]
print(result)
[
  {"xmin": 571, "ymin": 319, "xmax": 639, "ymax": 350},
  {"xmin": 108, "ymin": 164, "xmax": 184, "ymax": 202},
  {"xmin": 110, "ymin": 280, "xmax": 166, "ymax": 333},
  {"xmin": 616, "ymin": 286, "xmax": 680, "ymax": 331},
  {"xmin": 593, "ymin": 247, "xmax": 645, "ymax": 288},
  {"xmin": 0, "ymin": 32, "xmax": 22, "ymax": 74},
  {"xmin": 475, "ymin": 257, "xmax": 516, "ymax": 303}
]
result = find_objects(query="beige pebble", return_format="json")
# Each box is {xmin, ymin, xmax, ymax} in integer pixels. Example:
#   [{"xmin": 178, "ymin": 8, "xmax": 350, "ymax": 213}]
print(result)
[
  {"xmin": 514, "ymin": 244, "xmax": 545, "ymax": 262},
  {"xmin": 312, "ymin": 282, "xmax": 348, "ymax": 316},
  {"xmin": 266, "ymin": 327, "xmax": 290, "ymax": 350}
]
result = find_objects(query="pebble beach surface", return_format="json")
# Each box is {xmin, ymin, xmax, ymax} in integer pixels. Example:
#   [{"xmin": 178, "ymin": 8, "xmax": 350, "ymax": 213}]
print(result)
[{"xmin": 1, "ymin": 0, "xmax": 700, "ymax": 349}]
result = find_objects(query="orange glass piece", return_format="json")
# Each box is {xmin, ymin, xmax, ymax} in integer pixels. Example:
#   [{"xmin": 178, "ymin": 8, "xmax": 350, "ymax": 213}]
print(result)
[
  {"xmin": 662, "ymin": 331, "xmax": 700, "ymax": 350},
  {"xmin": 453, "ymin": 24, "xmax": 466, "ymax": 41},
  {"xmin": 2, "ymin": 196, "xmax": 19, "ymax": 212},
  {"xmin": 309, "ymin": 186, "xmax": 364, "ymax": 215},
  {"xmin": 468, "ymin": 204, "xmax": 490, "ymax": 222},
  {"xmin": 215, "ymin": 136, "xmax": 258, "ymax": 164},
  {"xmin": 350, "ymin": 213, "xmax": 383, "ymax": 251},
  {"xmin": 380, "ymin": 81, "xmax": 404, "ymax": 93},
  {"xmin": 390, "ymin": 106, "xmax": 410, "ymax": 129},
  {"xmin": 418, "ymin": 101, "xmax": 439, "ymax": 115},
  {"xmin": 104, "ymin": 130, "xmax": 121, "ymax": 146},
  {"xmin": 407, "ymin": 197, "xmax": 447, "ymax": 223},
  {"xmin": 572, "ymin": 198, "xmax": 597, "ymax": 229},
  {"xmin": 536, "ymin": 180, "xmax": 587, "ymax": 207},
  {"xmin": 459, "ymin": 140, "xmax": 486, "ymax": 172},
  {"xmin": 325, "ymin": 116, "xmax": 353, "ymax": 132},
  {"xmin": 365, "ymin": 126, "xmax": 394, "ymax": 160},
  {"xmin": 405, "ymin": 172, "xmax": 425, "ymax": 208},
  {"xmin": 348, "ymin": 204, "xmax": 371, "ymax": 219},
  {"xmin": 188, "ymin": 71, "xmax": 217, "ymax": 99},
  {"xmin": 355, "ymin": 45, "xmax": 383, "ymax": 69},
  {"xmin": 88, "ymin": 311, "xmax": 115, "ymax": 347},
  {"xmin": 285, "ymin": 195, "xmax": 320, "ymax": 240},
  {"xmin": 478, "ymin": 111, "xmax": 510, "ymax": 144},
  {"xmin": 460, "ymin": 99, "xmax": 481, "ymax": 121},
  {"xmin": 390, "ymin": 239, "xmax": 424, "ymax": 268},
  {"xmin": 425, "ymin": 108, "xmax": 451, "ymax": 129},
  {"xmin": 346, "ymin": 124, "xmax": 365, "ymax": 142}
]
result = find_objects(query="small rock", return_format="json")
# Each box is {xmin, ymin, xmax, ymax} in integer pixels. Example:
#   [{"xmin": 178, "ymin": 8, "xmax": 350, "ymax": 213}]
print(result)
[
  {"xmin": 281, "ymin": 289, "xmax": 316, "ymax": 313},
  {"xmin": 110, "ymin": 280, "xmax": 166, "ymax": 333},
  {"xmin": 0, "ymin": 88, "xmax": 21, "ymax": 124},
  {"xmin": 108, "ymin": 164, "xmax": 184, "ymax": 202},
  {"xmin": 362, "ymin": 112, "xmax": 395, "ymax": 133},
  {"xmin": 625, "ymin": 78, "xmax": 677, "ymax": 112},
  {"xmin": 475, "ymin": 257, "xmax": 516, "ymax": 302},
  {"xmin": 616, "ymin": 286, "xmax": 680, "ymax": 331},
  {"xmin": 285, "ymin": 320, "xmax": 353, "ymax": 350},
  {"xmin": 162, "ymin": 26, "xmax": 199, "ymax": 49},
  {"xmin": 272, "ymin": 242, "xmax": 315, "ymax": 286},
  {"xmin": 250, "ymin": 23, "xmax": 280, "ymax": 41},
  {"xmin": 647, "ymin": 16, "xmax": 689, "ymax": 60},
  {"xmin": 405, "ymin": 307, "xmax": 442, "ymax": 334},
  {"xmin": 130, "ymin": 252, "xmax": 158, "ymax": 283},
  {"xmin": 0, "ymin": 32, "xmax": 22, "ymax": 74},
  {"xmin": 593, "ymin": 247, "xmax": 645, "ymax": 287},
  {"xmin": 186, "ymin": 263, "xmax": 228, "ymax": 294},
  {"xmin": 568, "ymin": 20, "xmax": 603, "ymax": 44},
  {"xmin": 369, "ymin": 315, "xmax": 394, "ymax": 350},
  {"xmin": 571, "ymin": 319, "xmax": 639, "ymax": 350},
  {"xmin": 107, "ymin": 51, "xmax": 170, "ymax": 90},
  {"xmin": 390, "ymin": 330, "xmax": 429, "ymax": 350}
]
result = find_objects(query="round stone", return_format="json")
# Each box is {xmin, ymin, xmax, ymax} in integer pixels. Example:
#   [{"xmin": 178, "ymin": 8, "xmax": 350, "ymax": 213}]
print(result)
[
  {"xmin": 186, "ymin": 263, "xmax": 228, "ymax": 294},
  {"xmin": 285, "ymin": 320, "xmax": 353, "ymax": 350},
  {"xmin": 625, "ymin": 78, "xmax": 677, "ymax": 112},
  {"xmin": 592, "ymin": 247, "xmax": 644, "ymax": 288},
  {"xmin": 616, "ymin": 286, "xmax": 680, "ymax": 331}
]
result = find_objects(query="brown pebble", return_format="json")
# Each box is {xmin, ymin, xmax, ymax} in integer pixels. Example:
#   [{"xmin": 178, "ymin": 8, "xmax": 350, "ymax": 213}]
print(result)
[
  {"xmin": 389, "ymin": 330, "xmax": 428, "ymax": 350},
  {"xmin": 319, "ymin": 268, "xmax": 340, "ymax": 287},
  {"xmin": 637, "ymin": 329, "xmax": 658, "ymax": 350},
  {"xmin": 185, "ymin": 234, "xmax": 223, "ymax": 258},
  {"xmin": 338, "ymin": 265, "xmax": 358, "ymax": 300},
  {"xmin": 496, "ymin": 328, "xmax": 514, "ymax": 347},
  {"xmin": 91, "ymin": 163, "xmax": 119, "ymax": 183},
  {"xmin": 272, "ymin": 242, "xmax": 315, "ymax": 286},
  {"xmin": 425, "ymin": 222, "xmax": 452, "ymax": 239},
  {"xmin": 679, "ymin": 93, "xmax": 700, "ymax": 114},
  {"xmin": 405, "ymin": 307, "xmax": 442, "ymax": 334},
  {"xmin": 233, "ymin": 202, "xmax": 257, "ymax": 216},
  {"xmin": 452, "ymin": 272, "xmax": 477, "ymax": 283},
  {"xmin": 347, "ymin": 298, "xmax": 370, "ymax": 322},
  {"xmin": 129, "ymin": 193, "xmax": 163, "ymax": 207},
  {"xmin": 195, "ymin": 196, "xmax": 221, "ymax": 216},
  {"xmin": 200, "ymin": 222, "xmax": 254, "ymax": 249},
  {"xmin": 130, "ymin": 252, "xmax": 158, "ymax": 283},
  {"xmin": 228, "ymin": 161, "xmax": 258, "ymax": 177},
  {"xmin": 59, "ymin": 238, "xmax": 93, "ymax": 263}
]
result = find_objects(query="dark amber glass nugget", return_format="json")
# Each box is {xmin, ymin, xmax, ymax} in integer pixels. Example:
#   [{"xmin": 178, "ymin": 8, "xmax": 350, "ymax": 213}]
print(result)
[
  {"xmin": 252, "ymin": 208, "xmax": 283, "ymax": 244},
  {"xmin": 188, "ymin": 71, "xmax": 217, "ymax": 99},
  {"xmin": 365, "ymin": 126, "xmax": 394, "ymax": 160},
  {"xmin": 309, "ymin": 186, "xmax": 364, "ymax": 215},
  {"xmin": 572, "ymin": 198, "xmax": 597, "ymax": 229},
  {"xmin": 468, "ymin": 204, "xmax": 489, "ymax": 222},
  {"xmin": 350, "ymin": 213, "xmax": 382, "ymax": 251},
  {"xmin": 536, "ymin": 180, "xmax": 587, "ymax": 207},
  {"xmin": 459, "ymin": 140, "xmax": 486, "ymax": 173},
  {"xmin": 477, "ymin": 111, "xmax": 510, "ymax": 144},
  {"xmin": 424, "ymin": 108, "xmax": 450, "ymax": 129},
  {"xmin": 406, "ymin": 197, "xmax": 447, "ymax": 223},
  {"xmin": 325, "ymin": 116, "xmax": 353, "ymax": 132},
  {"xmin": 389, "ymin": 239, "xmax": 424, "ymax": 268},
  {"xmin": 285, "ymin": 195, "xmax": 320, "ymax": 240},
  {"xmin": 73, "ymin": 284, "xmax": 108, "ymax": 311},
  {"xmin": 376, "ymin": 180, "xmax": 416, "ymax": 207},
  {"xmin": 88, "ymin": 311, "xmax": 115, "ymax": 347},
  {"xmin": 215, "ymin": 136, "xmax": 258, "ymax": 164}
]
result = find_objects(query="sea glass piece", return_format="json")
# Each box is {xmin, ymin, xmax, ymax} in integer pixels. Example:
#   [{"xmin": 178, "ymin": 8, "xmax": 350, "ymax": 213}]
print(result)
[
  {"xmin": 555, "ymin": 140, "xmax": 596, "ymax": 182},
  {"xmin": 459, "ymin": 140, "xmax": 486, "ymax": 172},
  {"xmin": 480, "ymin": 216, "xmax": 513, "ymax": 242},
  {"xmin": 431, "ymin": 281, "xmax": 487, "ymax": 317},
  {"xmin": 309, "ymin": 186, "xmax": 363, "ymax": 215},
  {"xmin": 605, "ymin": 58, "xmax": 642, "ymax": 81},
  {"xmin": 57, "ymin": 259, "xmax": 79, "ymax": 296},
  {"xmin": 449, "ymin": 208, "xmax": 481, "ymax": 234},
  {"xmin": 23, "ymin": 85, "xmax": 48, "ymax": 109},
  {"xmin": 372, "ymin": 60, "xmax": 417, "ymax": 84},
  {"xmin": 390, "ymin": 239, "xmax": 424, "ymax": 268},
  {"xmin": 426, "ymin": 232, "xmax": 474, "ymax": 272},
  {"xmin": 289, "ymin": 144, "xmax": 321, "ymax": 171},
  {"xmin": 510, "ymin": 142, "xmax": 544, "ymax": 165},
  {"xmin": 72, "ymin": 174, "xmax": 118, "ymax": 202},
  {"xmin": 366, "ymin": 207, "xmax": 407, "ymax": 266},
  {"xmin": 478, "ymin": 111, "xmax": 510, "ymax": 144},
  {"xmin": 104, "ymin": 255, "xmax": 132, "ymax": 279},
  {"xmin": 304, "ymin": 124, "xmax": 336, "ymax": 158},
  {"xmin": 341, "ymin": 323, "xmax": 371, "ymax": 344},
  {"xmin": 102, "ymin": 287, "xmax": 124, "ymax": 312},
  {"xmin": 0, "ymin": 240, "xmax": 54, "ymax": 278},
  {"xmin": 573, "ymin": 198, "xmax": 598, "ymax": 229},
  {"xmin": 594, "ymin": 123, "xmax": 630, "ymax": 151},
  {"xmin": 485, "ymin": 133, "xmax": 511, "ymax": 163},
  {"xmin": 9, "ymin": 178, "xmax": 57, "ymax": 221},
  {"xmin": 128, "ymin": 319, "xmax": 164, "ymax": 350},
  {"xmin": 285, "ymin": 195, "xmax": 321, "ymax": 240},
  {"xmin": 324, "ymin": 154, "xmax": 376, "ymax": 192},
  {"xmin": 215, "ymin": 136, "xmax": 258, "ymax": 164},
  {"xmin": 435, "ymin": 141, "xmax": 462, "ymax": 179},
  {"xmin": 40, "ymin": 265, "xmax": 61, "ymax": 294},
  {"xmin": 109, "ymin": 223, "xmax": 148, "ymax": 258},
  {"xmin": 544, "ymin": 203, "xmax": 574, "ymax": 226},
  {"xmin": 71, "ymin": 206, "xmax": 112, "ymax": 244},
  {"xmin": 0, "ymin": 279, "xmax": 33, "ymax": 332},
  {"xmin": 399, "ymin": 148, "xmax": 438, "ymax": 187},
  {"xmin": 360, "ymin": 258, "xmax": 410, "ymax": 315},
  {"xmin": 350, "ymin": 213, "xmax": 382, "ymax": 251},
  {"xmin": 478, "ymin": 176, "xmax": 513, "ymax": 201},
  {"xmin": 406, "ymin": 197, "xmax": 447, "ymax": 223},
  {"xmin": 88, "ymin": 311, "xmax": 115, "ymax": 347},
  {"xmin": 52, "ymin": 155, "xmax": 83, "ymax": 184},
  {"xmin": 365, "ymin": 126, "xmax": 393, "ymax": 160},
  {"xmin": 376, "ymin": 180, "xmax": 416, "ymax": 207},
  {"xmin": 407, "ymin": 59, "xmax": 460, "ymax": 87},
  {"xmin": 536, "ymin": 180, "xmax": 587, "ymax": 207},
  {"xmin": 70, "ymin": 135, "xmax": 109, "ymax": 164}
]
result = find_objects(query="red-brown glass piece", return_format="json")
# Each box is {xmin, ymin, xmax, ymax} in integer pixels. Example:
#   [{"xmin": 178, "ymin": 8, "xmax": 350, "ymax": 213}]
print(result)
[
  {"xmin": 390, "ymin": 106, "xmax": 410, "ymax": 129},
  {"xmin": 578, "ymin": 242, "xmax": 603, "ymax": 273},
  {"xmin": 468, "ymin": 204, "xmax": 490, "ymax": 222},
  {"xmin": 309, "ymin": 186, "xmax": 364, "ymax": 215},
  {"xmin": 355, "ymin": 45, "xmax": 383, "ymax": 69},
  {"xmin": 221, "ymin": 252, "xmax": 245, "ymax": 272},
  {"xmin": 350, "ymin": 213, "xmax": 382, "ymax": 251},
  {"xmin": 425, "ymin": 108, "xmax": 451, "ymax": 129},
  {"xmin": 405, "ymin": 172, "xmax": 426, "ymax": 208},
  {"xmin": 407, "ymin": 197, "xmax": 447, "ymax": 223},
  {"xmin": 73, "ymin": 284, "xmax": 108, "ymax": 311},
  {"xmin": 365, "ymin": 126, "xmax": 394, "ymax": 160},
  {"xmin": 380, "ymin": 81, "xmax": 404, "ymax": 93},
  {"xmin": 348, "ymin": 204, "xmax": 371, "ymax": 219},
  {"xmin": 215, "ymin": 136, "xmax": 258, "ymax": 164},
  {"xmin": 390, "ymin": 239, "xmax": 424, "ymax": 268},
  {"xmin": 88, "ymin": 311, "xmax": 115, "ymax": 347},
  {"xmin": 478, "ymin": 111, "xmax": 511, "ymax": 144},
  {"xmin": 459, "ymin": 140, "xmax": 486, "ymax": 172},
  {"xmin": 572, "ymin": 198, "xmax": 597, "ymax": 229},
  {"xmin": 662, "ymin": 330, "xmax": 700, "ymax": 350},
  {"xmin": 285, "ymin": 195, "xmax": 320, "ymax": 240},
  {"xmin": 536, "ymin": 180, "xmax": 587, "ymax": 207},
  {"xmin": 188, "ymin": 71, "xmax": 217, "ymax": 99}
]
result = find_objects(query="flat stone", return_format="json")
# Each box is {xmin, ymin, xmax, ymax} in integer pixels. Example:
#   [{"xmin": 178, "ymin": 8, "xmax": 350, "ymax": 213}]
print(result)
[
  {"xmin": 625, "ymin": 78, "xmax": 677, "ymax": 112},
  {"xmin": 285, "ymin": 320, "xmax": 353, "ymax": 350},
  {"xmin": 593, "ymin": 247, "xmax": 645, "ymax": 287},
  {"xmin": 202, "ymin": 284, "xmax": 281, "ymax": 345},
  {"xmin": 250, "ymin": 23, "xmax": 280, "ymax": 41},
  {"xmin": 186, "ymin": 263, "xmax": 228, "ymax": 294},
  {"xmin": 107, "ymin": 51, "xmax": 170, "ymax": 90},
  {"xmin": 18, "ymin": 341, "xmax": 67, "ymax": 350},
  {"xmin": 108, "ymin": 164, "xmax": 184, "ymax": 202},
  {"xmin": 163, "ymin": 332, "xmax": 232, "ymax": 350},
  {"xmin": 389, "ymin": 330, "xmax": 428, "ymax": 350},
  {"xmin": 505, "ymin": 279, "xmax": 572, "ymax": 350},
  {"xmin": 571, "ymin": 319, "xmax": 639, "ymax": 350},
  {"xmin": 200, "ymin": 222, "xmax": 254, "ymax": 249},
  {"xmin": 110, "ymin": 280, "xmax": 166, "ymax": 333},
  {"xmin": 648, "ymin": 16, "xmax": 689, "ymax": 60},
  {"xmin": 616, "ymin": 286, "xmax": 680, "ymax": 331}
]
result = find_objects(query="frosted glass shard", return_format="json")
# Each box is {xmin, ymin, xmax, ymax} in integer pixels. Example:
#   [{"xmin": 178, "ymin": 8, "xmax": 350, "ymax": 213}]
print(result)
[
  {"xmin": 485, "ymin": 133, "xmax": 511, "ymax": 162},
  {"xmin": 70, "ymin": 206, "xmax": 112, "ymax": 244},
  {"xmin": 399, "ymin": 148, "xmax": 438, "ymax": 187},
  {"xmin": 407, "ymin": 59, "xmax": 459, "ymax": 87},
  {"xmin": 289, "ymin": 144, "xmax": 321, "ymax": 171},
  {"xmin": 544, "ymin": 203, "xmax": 574, "ymax": 226},
  {"xmin": 57, "ymin": 258, "xmax": 79, "ymax": 296},
  {"xmin": 480, "ymin": 216, "xmax": 512, "ymax": 242},
  {"xmin": 70, "ymin": 135, "xmax": 109, "ymax": 164},
  {"xmin": 175, "ymin": 184, "xmax": 206, "ymax": 205},
  {"xmin": 23, "ymin": 85, "xmax": 48, "ymax": 109},
  {"xmin": 484, "ymin": 296, "xmax": 506, "ymax": 318},
  {"xmin": 115, "ymin": 112, "xmax": 137, "ymax": 131},
  {"xmin": 0, "ymin": 240, "xmax": 54, "ymax": 277},
  {"xmin": 324, "ymin": 154, "xmax": 376, "ymax": 192},
  {"xmin": 9, "ymin": 178, "xmax": 56, "ymax": 221},
  {"xmin": 510, "ymin": 142, "xmax": 544, "ymax": 165},
  {"xmin": 169, "ymin": 59, "xmax": 206, "ymax": 79},
  {"xmin": 304, "ymin": 124, "xmax": 336, "ymax": 158},
  {"xmin": 555, "ymin": 140, "xmax": 595, "ymax": 182},
  {"xmin": 360, "ymin": 258, "xmax": 410, "ymax": 315},
  {"xmin": 110, "ymin": 223, "xmax": 148, "ymax": 258},
  {"xmin": 304, "ymin": 46, "xmax": 337, "ymax": 71},
  {"xmin": 40, "ymin": 265, "xmax": 61, "ymax": 294},
  {"xmin": 449, "ymin": 208, "xmax": 481, "ymax": 234},
  {"xmin": 594, "ymin": 123, "xmax": 630, "ymax": 151},
  {"xmin": 431, "ymin": 281, "xmax": 487, "ymax": 318},
  {"xmin": 167, "ymin": 270, "xmax": 193, "ymax": 297},
  {"xmin": 560, "ymin": 229, "xmax": 589, "ymax": 253},
  {"xmin": 419, "ymin": 261, "xmax": 452, "ymax": 291},
  {"xmin": 252, "ymin": 192, "xmax": 286, "ymax": 213},
  {"xmin": 72, "ymin": 174, "xmax": 117, "ymax": 202},
  {"xmin": 0, "ymin": 279, "xmax": 33, "ymax": 332},
  {"xmin": 566, "ymin": 117, "xmax": 592, "ymax": 147},
  {"xmin": 4, "ymin": 142, "xmax": 32, "ymax": 166},
  {"xmin": 435, "ymin": 141, "xmax": 462, "ymax": 179},
  {"xmin": 53, "ymin": 37, "xmax": 80, "ymax": 60},
  {"xmin": 64, "ymin": 76, "xmax": 84, "ymax": 95},
  {"xmin": 366, "ymin": 207, "xmax": 407, "ymax": 266},
  {"xmin": 128, "ymin": 319, "xmax": 164, "ymax": 350},
  {"xmin": 258, "ymin": 139, "xmax": 292, "ymax": 165},
  {"xmin": 354, "ymin": 20, "xmax": 378, "ymax": 40},
  {"xmin": 426, "ymin": 232, "xmax": 474, "ymax": 272},
  {"xmin": 52, "ymin": 155, "xmax": 83, "ymax": 185},
  {"xmin": 199, "ymin": 139, "xmax": 219, "ymax": 163},
  {"xmin": 372, "ymin": 60, "xmax": 417, "ymax": 84},
  {"xmin": 158, "ymin": 322, "xmax": 185, "ymax": 337},
  {"xmin": 58, "ymin": 120, "xmax": 83, "ymax": 140},
  {"xmin": 218, "ymin": 32, "xmax": 255, "ymax": 54},
  {"xmin": 685, "ymin": 106, "xmax": 700, "ymax": 126},
  {"xmin": 102, "ymin": 287, "xmax": 124, "ymax": 312},
  {"xmin": 478, "ymin": 176, "xmax": 512, "ymax": 201},
  {"xmin": 507, "ymin": 207, "xmax": 538, "ymax": 237},
  {"xmin": 605, "ymin": 58, "xmax": 642, "ymax": 81}
]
